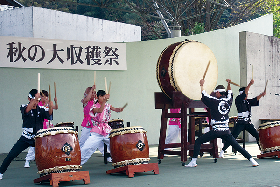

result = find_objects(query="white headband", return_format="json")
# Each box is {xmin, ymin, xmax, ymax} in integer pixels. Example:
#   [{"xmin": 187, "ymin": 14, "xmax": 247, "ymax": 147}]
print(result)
[
  {"xmin": 28, "ymin": 94, "xmax": 35, "ymax": 99},
  {"xmin": 239, "ymin": 90, "xmax": 244, "ymax": 95},
  {"xmin": 214, "ymin": 89, "xmax": 226, "ymax": 93}
]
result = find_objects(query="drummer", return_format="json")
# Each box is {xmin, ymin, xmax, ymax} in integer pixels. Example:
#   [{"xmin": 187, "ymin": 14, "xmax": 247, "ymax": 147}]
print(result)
[
  {"xmin": 219, "ymin": 79, "xmax": 266, "ymax": 158},
  {"xmin": 80, "ymin": 85, "xmax": 107, "ymax": 156},
  {"xmin": 0, "ymin": 89, "xmax": 53, "ymax": 180},
  {"xmin": 185, "ymin": 79, "xmax": 259, "ymax": 167},
  {"xmin": 80, "ymin": 90, "xmax": 124, "ymax": 165},
  {"xmin": 24, "ymin": 90, "xmax": 58, "ymax": 168}
]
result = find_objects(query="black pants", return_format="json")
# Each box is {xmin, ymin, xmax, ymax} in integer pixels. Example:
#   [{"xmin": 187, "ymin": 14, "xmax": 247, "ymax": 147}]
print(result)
[
  {"xmin": 193, "ymin": 130, "xmax": 251, "ymax": 159},
  {"xmin": 222, "ymin": 121, "xmax": 259, "ymax": 151},
  {"xmin": 0, "ymin": 136, "xmax": 34, "ymax": 174}
]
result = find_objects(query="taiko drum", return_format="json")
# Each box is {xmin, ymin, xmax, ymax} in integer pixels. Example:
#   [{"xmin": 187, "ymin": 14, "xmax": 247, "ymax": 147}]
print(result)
[
  {"xmin": 258, "ymin": 121, "xmax": 280, "ymax": 153},
  {"xmin": 156, "ymin": 40, "xmax": 218, "ymax": 100},
  {"xmin": 54, "ymin": 122, "xmax": 74, "ymax": 128},
  {"xmin": 35, "ymin": 127, "xmax": 81, "ymax": 176},
  {"xmin": 109, "ymin": 126, "xmax": 150, "ymax": 167}
]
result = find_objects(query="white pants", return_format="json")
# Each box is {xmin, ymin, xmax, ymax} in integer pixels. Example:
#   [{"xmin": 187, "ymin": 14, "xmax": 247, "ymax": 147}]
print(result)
[
  {"xmin": 81, "ymin": 132, "xmax": 110, "ymax": 165},
  {"xmin": 25, "ymin": 147, "xmax": 35, "ymax": 161},
  {"xmin": 165, "ymin": 125, "xmax": 181, "ymax": 144},
  {"xmin": 79, "ymin": 127, "xmax": 106, "ymax": 155}
]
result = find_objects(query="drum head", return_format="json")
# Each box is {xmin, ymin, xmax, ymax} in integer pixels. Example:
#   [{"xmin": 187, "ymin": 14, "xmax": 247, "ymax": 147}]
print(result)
[{"xmin": 169, "ymin": 41, "xmax": 218, "ymax": 100}]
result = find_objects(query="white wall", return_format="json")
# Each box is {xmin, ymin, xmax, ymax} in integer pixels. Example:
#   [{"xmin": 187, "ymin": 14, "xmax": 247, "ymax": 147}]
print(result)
[
  {"xmin": 0, "ymin": 6, "xmax": 141, "ymax": 42},
  {"xmin": 0, "ymin": 14, "xmax": 273, "ymax": 153}
]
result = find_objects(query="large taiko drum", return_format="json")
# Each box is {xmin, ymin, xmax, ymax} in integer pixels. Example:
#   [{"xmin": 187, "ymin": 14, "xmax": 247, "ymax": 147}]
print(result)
[
  {"xmin": 109, "ymin": 126, "xmax": 150, "ymax": 168},
  {"xmin": 156, "ymin": 40, "xmax": 218, "ymax": 100},
  {"xmin": 258, "ymin": 121, "xmax": 280, "ymax": 153},
  {"xmin": 35, "ymin": 127, "xmax": 82, "ymax": 176}
]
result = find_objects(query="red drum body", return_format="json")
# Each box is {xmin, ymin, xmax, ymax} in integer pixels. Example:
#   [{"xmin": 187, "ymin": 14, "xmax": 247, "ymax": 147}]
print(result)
[
  {"xmin": 156, "ymin": 40, "xmax": 218, "ymax": 100},
  {"xmin": 108, "ymin": 119, "xmax": 124, "ymax": 129},
  {"xmin": 35, "ymin": 127, "xmax": 81, "ymax": 176},
  {"xmin": 109, "ymin": 126, "xmax": 150, "ymax": 168},
  {"xmin": 259, "ymin": 121, "xmax": 280, "ymax": 153},
  {"xmin": 54, "ymin": 122, "xmax": 74, "ymax": 128}
]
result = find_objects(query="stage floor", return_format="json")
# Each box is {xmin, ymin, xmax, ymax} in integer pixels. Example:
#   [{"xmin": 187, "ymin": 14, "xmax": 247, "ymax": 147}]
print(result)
[{"xmin": 0, "ymin": 142, "xmax": 279, "ymax": 187}]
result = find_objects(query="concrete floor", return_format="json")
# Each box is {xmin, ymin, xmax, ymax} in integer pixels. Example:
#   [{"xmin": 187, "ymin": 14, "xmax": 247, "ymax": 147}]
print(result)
[{"xmin": 0, "ymin": 142, "xmax": 279, "ymax": 187}]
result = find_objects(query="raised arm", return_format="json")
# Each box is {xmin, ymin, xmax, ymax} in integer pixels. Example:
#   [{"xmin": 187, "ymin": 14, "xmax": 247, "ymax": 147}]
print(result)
[{"xmin": 245, "ymin": 79, "xmax": 254, "ymax": 96}]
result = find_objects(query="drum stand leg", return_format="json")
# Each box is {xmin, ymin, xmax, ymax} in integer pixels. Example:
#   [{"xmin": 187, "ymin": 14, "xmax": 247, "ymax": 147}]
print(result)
[
  {"xmin": 106, "ymin": 163, "xmax": 159, "ymax": 178},
  {"xmin": 257, "ymin": 151, "xmax": 280, "ymax": 159},
  {"xmin": 34, "ymin": 171, "xmax": 90, "ymax": 187}
]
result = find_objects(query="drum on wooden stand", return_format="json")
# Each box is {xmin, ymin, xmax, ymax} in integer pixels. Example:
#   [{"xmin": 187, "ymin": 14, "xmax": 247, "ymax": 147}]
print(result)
[
  {"xmin": 108, "ymin": 119, "xmax": 124, "ymax": 129},
  {"xmin": 156, "ymin": 40, "xmax": 218, "ymax": 100},
  {"xmin": 109, "ymin": 126, "xmax": 150, "ymax": 168},
  {"xmin": 35, "ymin": 127, "xmax": 81, "ymax": 176},
  {"xmin": 258, "ymin": 121, "xmax": 280, "ymax": 154}
]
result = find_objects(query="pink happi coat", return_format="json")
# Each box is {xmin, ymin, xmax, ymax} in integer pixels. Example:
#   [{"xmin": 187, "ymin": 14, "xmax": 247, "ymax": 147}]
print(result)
[
  {"xmin": 89, "ymin": 102, "xmax": 112, "ymax": 136},
  {"xmin": 81, "ymin": 100, "xmax": 96, "ymax": 128},
  {"xmin": 169, "ymin": 108, "xmax": 181, "ymax": 128}
]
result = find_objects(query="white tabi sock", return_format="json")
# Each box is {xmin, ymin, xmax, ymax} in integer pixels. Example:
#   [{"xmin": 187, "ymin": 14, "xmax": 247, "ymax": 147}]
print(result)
[
  {"xmin": 185, "ymin": 158, "xmax": 197, "ymax": 167},
  {"xmin": 250, "ymin": 158, "xmax": 259, "ymax": 167},
  {"xmin": 219, "ymin": 150, "xmax": 224, "ymax": 158}
]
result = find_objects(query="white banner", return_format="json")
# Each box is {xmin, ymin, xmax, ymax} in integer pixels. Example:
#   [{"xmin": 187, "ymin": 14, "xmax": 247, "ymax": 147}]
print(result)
[{"xmin": 0, "ymin": 36, "xmax": 126, "ymax": 70}]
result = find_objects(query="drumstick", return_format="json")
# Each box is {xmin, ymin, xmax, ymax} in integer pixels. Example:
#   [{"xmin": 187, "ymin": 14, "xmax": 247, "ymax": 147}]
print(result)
[
  {"xmin": 264, "ymin": 80, "xmax": 268, "ymax": 92},
  {"xmin": 203, "ymin": 61, "xmax": 210, "ymax": 80},
  {"xmin": 122, "ymin": 103, "xmax": 128, "ymax": 109},
  {"xmin": 54, "ymin": 82, "xmax": 57, "ymax": 98},
  {"xmin": 230, "ymin": 81, "xmax": 240, "ymax": 87},
  {"xmin": 108, "ymin": 81, "xmax": 111, "ymax": 94},
  {"xmin": 49, "ymin": 84, "xmax": 51, "ymax": 102},
  {"xmin": 37, "ymin": 73, "xmax": 40, "ymax": 94},
  {"xmin": 105, "ymin": 77, "xmax": 108, "ymax": 94},
  {"xmin": 94, "ymin": 71, "xmax": 96, "ymax": 85}
]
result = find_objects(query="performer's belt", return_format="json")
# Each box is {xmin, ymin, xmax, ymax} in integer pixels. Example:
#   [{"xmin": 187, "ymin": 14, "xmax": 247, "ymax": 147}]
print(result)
[
  {"xmin": 212, "ymin": 123, "xmax": 229, "ymax": 131},
  {"xmin": 22, "ymin": 130, "xmax": 35, "ymax": 139}
]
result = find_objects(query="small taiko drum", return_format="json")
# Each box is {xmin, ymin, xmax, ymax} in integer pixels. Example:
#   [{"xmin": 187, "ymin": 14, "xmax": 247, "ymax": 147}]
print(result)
[
  {"xmin": 108, "ymin": 119, "xmax": 124, "ymax": 129},
  {"xmin": 54, "ymin": 122, "xmax": 74, "ymax": 128},
  {"xmin": 35, "ymin": 127, "xmax": 82, "ymax": 176},
  {"xmin": 109, "ymin": 126, "xmax": 150, "ymax": 168},
  {"xmin": 156, "ymin": 40, "xmax": 218, "ymax": 100},
  {"xmin": 258, "ymin": 121, "xmax": 280, "ymax": 153}
]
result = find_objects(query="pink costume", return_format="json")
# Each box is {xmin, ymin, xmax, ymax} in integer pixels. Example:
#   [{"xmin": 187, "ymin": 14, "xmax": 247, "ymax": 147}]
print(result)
[
  {"xmin": 169, "ymin": 108, "xmax": 181, "ymax": 128},
  {"xmin": 81, "ymin": 100, "xmax": 95, "ymax": 129},
  {"xmin": 89, "ymin": 102, "xmax": 112, "ymax": 136}
]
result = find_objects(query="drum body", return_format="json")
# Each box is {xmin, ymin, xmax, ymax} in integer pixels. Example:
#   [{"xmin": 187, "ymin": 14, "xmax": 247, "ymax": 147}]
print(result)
[
  {"xmin": 156, "ymin": 40, "xmax": 218, "ymax": 100},
  {"xmin": 259, "ymin": 121, "xmax": 280, "ymax": 153},
  {"xmin": 35, "ymin": 127, "xmax": 81, "ymax": 176},
  {"xmin": 108, "ymin": 119, "xmax": 124, "ymax": 129},
  {"xmin": 54, "ymin": 122, "xmax": 74, "ymax": 128},
  {"xmin": 109, "ymin": 126, "xmax": 150, "ymax": 167}
]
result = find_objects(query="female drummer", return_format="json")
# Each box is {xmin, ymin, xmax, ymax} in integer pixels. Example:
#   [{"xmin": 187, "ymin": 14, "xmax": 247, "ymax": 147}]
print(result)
[
  {"xmin": 80, "ymin": 90, "xmax": 124, "ymax": 165},
  {"xmin": 0, "ymin": 89, "xmax": 52, "ymax": 180},
  {"xmin": 219, "ymin": 79, "xmax": 266, "ymax": 158},
  {"xmin": 185, "ymin": 79, "xmax": 259, "ymax": 167},
  {"xmin": 24, "ymin": 90, "xmax": 58, "ymax": 168}
]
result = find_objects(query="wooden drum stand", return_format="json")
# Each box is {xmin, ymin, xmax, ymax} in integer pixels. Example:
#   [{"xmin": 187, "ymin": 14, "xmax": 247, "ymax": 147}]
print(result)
[{"xmin": 155, "ymin": 91, "xmax": 218, "ymax": 166}]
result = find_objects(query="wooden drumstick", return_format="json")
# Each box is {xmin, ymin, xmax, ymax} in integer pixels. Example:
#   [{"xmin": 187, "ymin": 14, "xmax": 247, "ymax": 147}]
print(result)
[
  {"xmin": 54, "ymin": 82, "xmax": 57, "ymax": 98},
  {"xmin": 264, "ymin": 80, "xmax": 268, "ymax": 92},
  {"xmin": 203, "ymin": 61, "xmax": 210, "ymax": 80},
  {"xmin": 37, "ymin": 73, "xmax": 40, "ymax": 94},
  {"xmin": 94, "ymin": 71, "xmax": 96, "ymax": 85},
  {"xmin": 230, "ymin": 81, "xmax": 240, "ymax": 87},
  {"xmin": 122, "ymin": 103, "xmax": 128, "ymax": 109},
  {"xmin": 108, "ymin": 81, "xmax": 111, "ymax": 94},
  {"xmin": 49, "ymin": 84, "xmax": 51, "ymax": 102},
  {"xmin": 105, "ymin": 77, "xmax": 108, "ymax": 94}
]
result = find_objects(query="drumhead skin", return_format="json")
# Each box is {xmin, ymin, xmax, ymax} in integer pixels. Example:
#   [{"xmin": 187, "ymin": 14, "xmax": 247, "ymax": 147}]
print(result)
[{"xmin": 157, "ymin": 40, "xmax": 218, "ymax": 100}]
